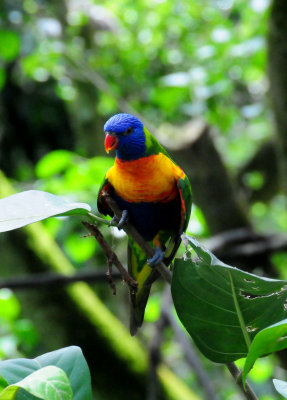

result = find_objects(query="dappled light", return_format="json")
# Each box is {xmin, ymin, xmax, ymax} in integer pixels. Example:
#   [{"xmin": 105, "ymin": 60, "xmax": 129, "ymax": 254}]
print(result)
[{"xmin": 0, "ymin": 0, "xmax": 287, "ymax": 399}]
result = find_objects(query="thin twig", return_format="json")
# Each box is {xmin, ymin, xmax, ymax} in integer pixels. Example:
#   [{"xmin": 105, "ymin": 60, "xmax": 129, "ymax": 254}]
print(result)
[
  {"xmin": 82, "ymin": 221, "xmax": 138, "ymax": 291},
  {"xmin": 204, "ymin": 228, "xmax": 287, "ymax": 262},
  {"xmin": 0, "ymin": 270, "xmax": 122, "ymax": 290},
  {"xmin": 101, "ymin": 194, "xmax": 172, "ymax": 284},
  {"xmin": 88, "ymin": 198, "xmax": 258, "ymax": 399},
  {"xmin": 107, "ymin": 258, "xmax": 116, "ymax": 295},
  {"xmin": 226, "ymin": 363, "xmax": 258, "ymax": 400}
]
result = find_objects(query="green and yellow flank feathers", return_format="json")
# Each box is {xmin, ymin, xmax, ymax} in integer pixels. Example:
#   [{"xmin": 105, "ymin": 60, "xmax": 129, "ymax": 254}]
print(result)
[{"xmin": 97, "ymin": 113, "xmax": 192, "ymax": 335}]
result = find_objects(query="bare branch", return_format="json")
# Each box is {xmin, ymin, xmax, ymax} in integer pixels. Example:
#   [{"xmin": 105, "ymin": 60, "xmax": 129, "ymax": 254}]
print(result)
[
  {"xmin": 226, "ymin": 363, "xmax": 258, "ymax": 400},
  {"xmin": 107, "ymin": 258, "xmax": 117, "ymax": 295},
  {"xmin": 102, "ymin": 194, "xmax": 172, "ymax": 284},
  {"xmin": 0, "ymin": 269, "xmax": 121, "ymax": 290},
  {"xmin": 82, "ymin": 221, "xmax": 138, "ymax": 291}
]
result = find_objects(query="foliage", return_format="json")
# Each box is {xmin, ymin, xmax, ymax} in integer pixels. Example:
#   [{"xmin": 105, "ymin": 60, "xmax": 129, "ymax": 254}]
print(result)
[
  {"xmin": 0, "ymin": 190, "xmax": 91, "ymax": 233},
  {"xmin": 0, "ymin": 366, "xmax": 72, "ymax": 400},
  {"xmin": 0, "ymin": 346, "xmax": 92, "ymax": 400},
  {"xmin": 172, "ymin": 237, "xmax": 287, "ymax": 365},
  {"xmin": 0, "ymin": 0, "xmax": 272, "ymax": 167},
  {"xmin": 35, "ymin": 152, "xmax": 113, "ymax": 207},
  {"xmin": 242, "ymin": 320, "xmax": 287, "ymax": 387},
  {"xmin": 0, "ymin": 289, "xmax": 38, "ymax": 360},
  {"xmin": 1, "ymin": 189, "xmax": 287, "ymax": 398},
  {"xmin": 273, "ymin": 379, "xmax": 287, "ymax": 399},
  {"xmin": 0, "ymin": 0, "xmax": 286, "ymax": 398}
]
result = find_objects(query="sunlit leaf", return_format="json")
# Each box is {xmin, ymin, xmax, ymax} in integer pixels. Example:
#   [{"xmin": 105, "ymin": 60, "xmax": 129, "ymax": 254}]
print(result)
[
  {"xmin": 64, "ymin": 233, "xmax": 97, "ymax": 263},
  {"xmin": 144, "ymin": 294, "xmax": 161, "ymax": 323},
  {"xmin": 0, "ymin": 366, "xmax": 72, "ymax": 400},
  {"xmin": 0, "ymin": 346, "xmax": 92, "ymax": 400},
  {"xmin": 242, "ymin": 320, "xmax": 287, "ymax": 386},
  {"xmin": 242, "ymin": 171, "xmax": 265, "ymax": 190},
  {"xmin": 0, "ymin": 30, "xmax": 20, "ymax": 62},
  {"xmin": 35, "ymin": 151, "xmax": 76, "ymax": 179},
  {"xmin": 171, "ymin": 236, "xmax": 287, "ymax": 363},
  {"xmin": 273, "ymin": 379, "xmax": 287, "ymax": 399},
  {"xmin": 63, "ymin": 157, "xmax": 113, "ymax": 190},
  {"xmin": 14, "ymin": 320, "xmax": 39, "ymax": 352},
  {"xmin": 0, "ymin": 376, "xmax": 8, "ymax": 393},
  {"xmin": 0, "ymin": 191, "xmax": 91, "ymax": 233},
  {"xmin": 247, "ymin": 357, "xmax": 273, "ymax": 384},
  {"xmin": 0, "ymin": 290, "xmax": 20, "ymax": 321}
]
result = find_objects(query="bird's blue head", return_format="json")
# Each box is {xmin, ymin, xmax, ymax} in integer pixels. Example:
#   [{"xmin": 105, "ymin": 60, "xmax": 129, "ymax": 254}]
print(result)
[{"xmin": 104, "ymin": 113, "xmax": 146, "ymax": 161}]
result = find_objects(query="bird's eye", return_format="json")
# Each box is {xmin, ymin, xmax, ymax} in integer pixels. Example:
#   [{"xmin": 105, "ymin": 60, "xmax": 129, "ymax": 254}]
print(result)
[{"xmin": 125, "ymin": 127, "xmax": 133, "ymax": 135}]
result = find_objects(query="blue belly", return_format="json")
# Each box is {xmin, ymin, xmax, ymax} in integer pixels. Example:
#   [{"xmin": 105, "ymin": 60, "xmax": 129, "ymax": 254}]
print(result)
[{"xmin": 113, "ymin": 193, "xmax": 181, "ymax": 241}]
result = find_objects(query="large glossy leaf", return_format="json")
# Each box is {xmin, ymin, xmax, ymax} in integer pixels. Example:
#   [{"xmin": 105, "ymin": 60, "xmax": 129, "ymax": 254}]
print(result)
[
  {"xmin": 0, "ymin": 366, "xmax": 72, "ymax": 400},
  {"xmin": 273, "ymin": 379, "xmax": 287, "ymax": 398},
  {"xmin": 171, "ymin": 236, "xmax": 287, "ymax": 363},
  {"xmin": 0, "ymin": 347, "xmax": 92, "ymax": 400},
  {"xmin": 242, "ymin": 319, "xmax": 287, "ymax": 386},
  {"xmin": 0, "ymin": 190, "xmax": 91, "ymax": 233}
]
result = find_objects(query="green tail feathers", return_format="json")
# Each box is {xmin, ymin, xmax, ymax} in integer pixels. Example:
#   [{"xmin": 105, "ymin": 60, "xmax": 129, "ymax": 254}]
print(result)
[
  {"xmin": 128, "ymin": 241, "xmax": 158, "ymax": 336},
  {"xmin": 129, "ymin": 282, "xmax": 152, "ymax": 336}
]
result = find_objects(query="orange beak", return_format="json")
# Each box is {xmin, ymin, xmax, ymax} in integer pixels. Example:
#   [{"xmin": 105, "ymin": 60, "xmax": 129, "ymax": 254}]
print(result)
[{"xmin": 104, "ymin": 133, "xmax": 118, "ymax": 153}]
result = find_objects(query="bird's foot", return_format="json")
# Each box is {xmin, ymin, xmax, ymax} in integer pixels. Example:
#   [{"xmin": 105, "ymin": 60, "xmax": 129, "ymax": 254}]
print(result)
[
  {"xmin": 147, "ymin": 246, "xmax": 164, "ymax": 267},
  {"xmin": 109, "ymin": 215, "xmax": 119, "ymax": 227},
  {"xmin": 118, "ymin": 210, "xmax": 129, "ymax": 230}
]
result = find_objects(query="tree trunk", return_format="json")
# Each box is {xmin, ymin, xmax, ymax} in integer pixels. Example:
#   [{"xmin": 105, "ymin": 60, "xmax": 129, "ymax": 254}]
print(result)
[{"xmin": 268, "ymin": 0, "xmax": 287, "ymax": 191}]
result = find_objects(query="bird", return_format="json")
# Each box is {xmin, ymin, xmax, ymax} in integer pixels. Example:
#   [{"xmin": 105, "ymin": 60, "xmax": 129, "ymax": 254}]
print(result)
[{"xmin": 97, "ymin": 113, "xmax": 192, "ymax": 335}]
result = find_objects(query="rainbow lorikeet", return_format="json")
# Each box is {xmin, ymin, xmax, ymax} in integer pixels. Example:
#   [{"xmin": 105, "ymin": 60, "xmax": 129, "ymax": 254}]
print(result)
[{"xmin": 97, "ymin": 113, "xmax": 192, "ymax": 335}]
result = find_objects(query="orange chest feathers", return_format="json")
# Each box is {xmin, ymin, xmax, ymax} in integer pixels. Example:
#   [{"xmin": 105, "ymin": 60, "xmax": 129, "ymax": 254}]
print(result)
[{"xmin": 106, "ymin": 153, "xmax": 185, "ymax": 203}]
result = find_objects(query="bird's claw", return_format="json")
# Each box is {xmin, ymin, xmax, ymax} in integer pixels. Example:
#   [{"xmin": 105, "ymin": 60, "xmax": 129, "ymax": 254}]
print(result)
[
  {"xmin": 118, "ymin": 210, "xmax": 129, "ymax": 230},
  {"xmin": 109, "ymin": 216, "xmax": 119, "ymax": 227},
  {"xmin": 147, "ymin": 246, "xmax": 164, "ymax": 267}
]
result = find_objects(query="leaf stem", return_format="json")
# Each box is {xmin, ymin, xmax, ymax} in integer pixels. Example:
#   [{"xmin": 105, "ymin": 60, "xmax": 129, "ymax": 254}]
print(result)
[
  {"xmin": 87, "ymin": 212, "xmax": 117, "ymax": 226},
  {"xmin": 227, "ymin": 363, "xmax": 258, "ymax": 400}
]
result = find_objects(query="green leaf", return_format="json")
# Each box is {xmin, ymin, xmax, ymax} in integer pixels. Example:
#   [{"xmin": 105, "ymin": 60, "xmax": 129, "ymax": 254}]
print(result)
[
  {"xmin": 0, "ymin": 376, "xmax": 8, "ymax": 392},
  {"xmin": 35, "ymin": 151, "xmax": 75, "ymax": 179},
  {"xmin": 0, "ymin": 289, "xmax": 20, "ymax": 321},
  {"xmin": 171, "ymin": 236, "xmax": 287, "ymax": 363},
  {"xmin": 0, "ymin": 31, "xmax": 20, "ymax": 62},
  {"xmin": 0, "ymin": 346, "xmax": 92, "ymax": 400},
  {"xmin": 64, "ymin": 232, "xmax": 97, "ymax": 263},
  {"xmin": 0, "ymin": 68, "xmax": 6, "ymax": 91},
  {"xmin": 144, "ymin": 294, "xmax": 161, "ymax": 323},
  {"xmin": 242, "ymin": 319, "xmax": 287, "ymax": 386},
  {"xmin": 0, "ymin": 191, "xmax": 91, "ymax": 233},
  {"xmin": 0, "ymin": 366, "xmax": 72, "ymax": 400},
  {"xmin": 273, "ymin": 379, "xmax": 287, "ymax": 399}
]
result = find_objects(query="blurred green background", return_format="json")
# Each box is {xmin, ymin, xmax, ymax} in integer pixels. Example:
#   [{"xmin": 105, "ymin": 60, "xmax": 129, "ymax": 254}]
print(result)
[{"xmin": 0, "ymin": 0, "xmax": 287, "ymax": 399}]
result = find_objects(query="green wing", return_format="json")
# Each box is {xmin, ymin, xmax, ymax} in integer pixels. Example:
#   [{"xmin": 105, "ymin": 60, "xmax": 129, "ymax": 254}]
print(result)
[
  {"xmin": 164, "ymin": 174, "xmax": 192, "ymax": 265},
  {"xmin": 178, "ymin": 174, "xmax": 192, "ymax": 233},
  {"xmin": 129, "ymin": 172, "xmax": 192, "ymax": 335},
  {"xmin": 144, "ymin": 124, "xmax": 193, "ymax": 231},
  {"xmin": 128, "ymin": 238, "xmax": 159, "ymax": 335},
  {"xmin": 98, "ymin": 127, "xmax": 192, "ymax": 336},
  {"xmin": 143, "ymin": 126, "xmax": 171, "ymax": 158}
]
